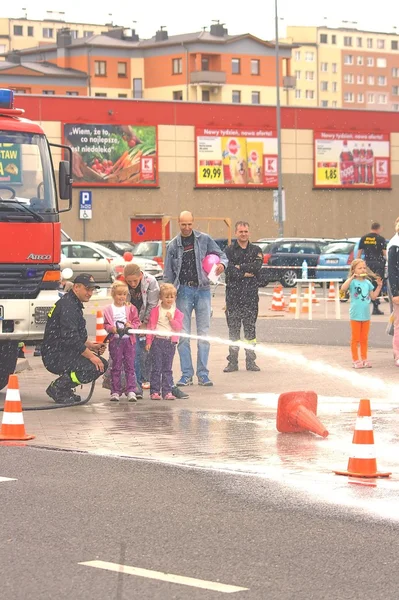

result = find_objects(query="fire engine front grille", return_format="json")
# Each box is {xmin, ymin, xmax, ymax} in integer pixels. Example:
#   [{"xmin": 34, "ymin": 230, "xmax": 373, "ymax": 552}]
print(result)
[{"xmin": 0, "ymin": 264, "xmax": 47, "ymax": 299}]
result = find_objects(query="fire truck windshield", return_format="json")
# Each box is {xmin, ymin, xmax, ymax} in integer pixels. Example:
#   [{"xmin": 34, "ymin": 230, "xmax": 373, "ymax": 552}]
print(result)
[{"xmin": 0, "ymin": 131, "xmax": 57, "ymax": 216}]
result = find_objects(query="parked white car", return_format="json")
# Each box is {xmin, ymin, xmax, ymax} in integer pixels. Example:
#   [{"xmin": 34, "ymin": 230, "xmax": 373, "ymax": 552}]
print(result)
[{"xmin": 60, "ymin": 241, "xmax": 163, "ymax": 284}]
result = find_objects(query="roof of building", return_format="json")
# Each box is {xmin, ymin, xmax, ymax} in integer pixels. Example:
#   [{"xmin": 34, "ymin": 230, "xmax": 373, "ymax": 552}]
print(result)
[{"xmin": 0, "ymin": 60, "xmax": 87, "ymax": 78}]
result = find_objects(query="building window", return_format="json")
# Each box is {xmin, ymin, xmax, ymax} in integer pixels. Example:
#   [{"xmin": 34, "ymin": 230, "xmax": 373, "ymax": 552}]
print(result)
[
  {"xmin": 378, "ymin": 76, "xmax": 387, "ymax": 85},
  {"xmin": 172, "ymin": 58, "xmax": 182, "ymax": 74},
  {"xmin": 66, "ymin": 91, "xmax": 79, "ymax": 96},
  {"xmin": 201, "ymin": 57, "xmax": 209, "ymax": 71},
  {"xmin": 392, "ymin": 86, "xmax": 399, "ymax": 95},
  {"xmin": 377, "ymin": 39, "xmax": 385, "ymax": 49},
  {"xmin": 393, "ymin": 67, "xmax": 399, "ymax": 77},
  {"xmin": 344, "ymin": 92, "xmax": 354, "ymax": 102},
  {"xmin": 251, "ymin": 59, "xmax": 260, "ymax": 75},
  {"xmin": 95, "ymin": 93, "xmax": 107, "ymax": 97},
  {"xmin": 357, "ymin": 93, "xmax": 364, "ymax": 103},
  {"xmin": 357, "ymin": 56, "xmax": 363, "ymax": 66},
  {"xmin": 356, "ymin": 37, "xmax": 363, "ymax": 47},
  {"xmin": 173, "ymin": 91, "xmax": 183, "ymax": 100},
  {"xmin": 392, "ymin": 40, "xmax": 398, "ymax": 50},
  {"xmin": 232, "ymin": 58, "xmax": 240, "ymax": 74},
  {"xmin": 320, "ymin": 81, "xmax": 328, "ymax": 91},
  {"xmin": 320, "ymin": 62, "xmax": 328, "ymax": 72},
  {"xmin": 377, "ymin": 58, "xmax": 387, "ymax": 68},
  {"xmin": 344, "ymin": 55, "xmax": 353, "ymax": 65},
  {"xmin": 42, "ymin": 90, "xmax": 55, "ymax": 95},
  {"xmin": 305, "ymin": 71, "xmax": 314, "ymax": 80},
  {"xmin": 357, "ymin": 74, "xmax": 364, "ymax": 84},
  {"xmin": 70, "ymin": 30, "xmax": 79, "ymax": 39},
  {"xmin": 344, "ymin": 36, "xmax": 353, "ymax": 46},
  {"xmin": 332, "ymin": 63, "xmax": 337, "ymax": 73},
  {"xmin": 305, "ymin": 52, "xmax": 314, "ymax": 61},
  {"xmin": 367, "ymin": 57, "xmax": 374, "ymax": 67},
  {"xmin": 367, "ymin": 38, "xmax": 373, "ymax": 48},
  {"xmin": 320, "ymin": 34, "xmax": 328, "ymax": 44},
  {"xmin": 331, "ymin": 35, "xmax": 337, "ymax": 44},
  {"xmin": 232, "ymin": 90, "xmax": 241, "ymax": 103},
  {"xmin": 344, "ymin": 73, "xmax": 354, "ymax": 84},
  {"xmin": 13, "ymin": 25, "xmax": 23, "ymax": 36},
  {"xmin": 367, "ymin": 93, "xmax": 374, "ymax": 103},
  {"xmin": 133, "ymin": 78, "xmax": 143, "ymax": 99},
  {"xmin": 393, "ymin": 104, "xmax": 399, "ymax": 111},
  {"xmin": 118, "ymin": 94, "xmax": 128, "ymax": 98},
  {"xmin": 367, "ymin": 75, "xmax": 375, "ymax": 85},
  {"xmin": 0, "ymin": 44, "xmax": 6, "ymax": 53},
  {"xmin": 94, "ymin": 60, "xmax": 107, "ymax": 76},
  {"xmin": 295, "ymin": 70, "xmax": 301, "ymax": 80},
  {"xmin": 332, "ymin": 100, "xmax": 337, "ymax": 107},
  {"xmin": 251, "ymin": 91, "xmax": 260, "ymax": 104},
  {"xmin": 43, "ymin": 28, "xmax": 53, "ymax": 38},
  {"xmin": 294, "ymin": 51, "xmax": 301, "ymax": 60},
  {"xmin": 27, "ymin": 26, "xmax": 34, "ymax": 36},
  {"xmin": 202, "ymin": 90, "xmax": 210, "ymax": 102},
  {"xmin": 332, "ymin": 82, "xmax": 338, "ymax": 92},
  {"xmin": 305, "ymin": 90, "xmax": 315, "ymax": 99},
  {"xmin": 378, "ymin": 94, "xmax": 387, "ymax": 104},
  {"xmin": 321, "ymin": 100, "xmax": 328, "ymax": 107},
  {"xmin": 117, "ymin": 62, "xmax": 127, "ymax": 78},
  {"xmin": 295, "ymin": 89, "xmax": 301, "ymax": 99},
  {"xmin": 84, "ymin": 30, "xmax": 94, "ymax": 37}
]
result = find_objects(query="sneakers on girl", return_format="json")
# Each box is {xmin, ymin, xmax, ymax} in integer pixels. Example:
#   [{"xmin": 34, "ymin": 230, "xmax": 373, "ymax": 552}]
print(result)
[
  {"xmin": 163, "ymin": 393, "xmax": 176, "ymax": 400},
  {"xmin": 127, "ymin": 392, "xmax": 137, "ymax": 402},
  {"xmin": 352, "ymin": 361, "xmax": 364, "ymax": 369},
  {"xmin": 110, "ymin": 393, "xmax": 120, "ymax": 401},
  {"xmin": 362, "ymin": 360, "xmax": 372, "ymax": 368},
  {"xmin": 150, "ymin": 393, "xmax": 161, "ymax": 400}
]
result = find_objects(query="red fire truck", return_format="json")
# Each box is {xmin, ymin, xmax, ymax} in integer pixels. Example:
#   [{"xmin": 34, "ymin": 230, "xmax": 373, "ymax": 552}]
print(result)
[{"xmin": 0, "ymin": 89, "xmax": 72, "ymax": 389}]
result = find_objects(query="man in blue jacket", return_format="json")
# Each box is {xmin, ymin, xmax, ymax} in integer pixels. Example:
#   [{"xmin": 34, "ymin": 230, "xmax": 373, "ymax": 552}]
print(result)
[{"xmin": 164, "ymin": 211, "xmax": 227, "ymax": 387}]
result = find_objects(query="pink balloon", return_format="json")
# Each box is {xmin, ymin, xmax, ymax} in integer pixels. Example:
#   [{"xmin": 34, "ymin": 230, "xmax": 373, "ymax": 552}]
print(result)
[{"xmin": 202, "ymin": 253, "xmax": 220, "ymax": 274}]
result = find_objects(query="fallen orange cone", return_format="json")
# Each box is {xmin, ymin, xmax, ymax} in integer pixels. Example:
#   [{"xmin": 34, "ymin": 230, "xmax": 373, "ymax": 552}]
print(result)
[
  {"xmin": 0, "ymin": 374, "xmax": 35, "ymax": 441},
  {"xmin": 276, "ymin": 391, "xmax": 329, "ymax": 438},
  {"xmin": 334, "ymin": 399, "xmax": 391, "ymax": 478}
]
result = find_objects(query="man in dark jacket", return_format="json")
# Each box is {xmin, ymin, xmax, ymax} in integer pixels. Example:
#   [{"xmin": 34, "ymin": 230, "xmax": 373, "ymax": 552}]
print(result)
[
  {"xmin": 357, "ymin": 222, "xmax": 387, "ymax": 315},
  {"xmin": 224, "ymin": 221, "xmax": 263, "ymax": 372},
  {"xmin": 42, "ymin": 273, "xmax": 107, "ymax": 403}
]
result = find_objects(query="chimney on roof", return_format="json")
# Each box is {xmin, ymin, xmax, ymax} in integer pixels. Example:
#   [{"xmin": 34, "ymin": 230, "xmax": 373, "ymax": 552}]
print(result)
[
  {"xmin": 57, "ymin": 27, "xmax": 72, "ymax": 48},
  {"xmin": 6, "ymin": 50, "xmax": 21, "ymax": 64},
  {"xmin": 155, "ymin": 26, "xmax": 168, "ymax": 42},
  {"xmin": 210, "ymin": 21, "xmax": 228, "ymax": 37}
]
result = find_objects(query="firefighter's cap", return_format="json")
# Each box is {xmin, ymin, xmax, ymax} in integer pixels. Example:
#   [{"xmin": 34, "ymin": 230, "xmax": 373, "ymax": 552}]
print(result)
[{"xmin": 73, "ymin": 273, "xmax": 100, "ymax": 289}]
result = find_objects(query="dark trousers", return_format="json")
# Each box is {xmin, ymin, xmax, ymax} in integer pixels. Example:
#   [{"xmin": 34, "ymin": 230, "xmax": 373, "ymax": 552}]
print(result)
[
  {"xmin": 150, "ymin": 337, "xmax": 176, "ymax": 397},
  {"xmin": 43, "ymin": 352, "xmax": 108, "ymax": 392},
  {"xmin": 225, "ymin": 297, "xmax": 258, "ymax": 365},
  {"xmin": 367, "ymin": 260, "xmax": 385, "ymax": 309},
  {"xmin": 135, "ymin": 336, "xmax": 150, "ymax": 388},
  {"xmin": 109, "ymin": 337, "xmax": 136, "ymax": 395}
]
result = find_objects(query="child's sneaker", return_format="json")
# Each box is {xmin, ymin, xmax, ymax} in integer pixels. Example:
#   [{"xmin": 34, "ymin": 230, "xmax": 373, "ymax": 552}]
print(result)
[
  {"xmin": 150, "ymin": 393, "xmax": 161, "ymax": 400},
  {"xmin": 362, "ymin": 360, "xmax": 372, "ymax": 368},
  {"xmin": 352, "ymin": 360, "xmax": 364, "ymax": 369},
  {"xmin": 127, "ymin": 392, "xmax": 137, "ymax": 402},
  {"xmin": 110, "ymin": 393, "xmax": 120, "ymax": 401},
  {"xmin": 163, "ymin": 393, "xmax": 176, "ymax": 401}
]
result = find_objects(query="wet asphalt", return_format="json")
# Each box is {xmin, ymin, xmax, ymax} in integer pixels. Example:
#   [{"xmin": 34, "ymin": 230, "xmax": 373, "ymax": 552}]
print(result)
[{"xmin": 1, "ymin": 446, "xmax": 398, "ymax": 600}]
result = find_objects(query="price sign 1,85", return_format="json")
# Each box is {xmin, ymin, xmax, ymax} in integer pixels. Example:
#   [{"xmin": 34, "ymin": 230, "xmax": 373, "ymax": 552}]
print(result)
[
  {"xmin": 316, "ymin": 165, "xmax": 339, "ymax": 185},
  {"xmin": 198, "ymin": 165, "xmax": 223, "ymax": 184}
]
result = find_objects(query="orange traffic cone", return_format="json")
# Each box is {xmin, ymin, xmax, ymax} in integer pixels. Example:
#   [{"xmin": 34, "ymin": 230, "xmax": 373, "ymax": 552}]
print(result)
[
  {"xmin": 328, "ymin": 281, "xmax": 336, "ymax": 302},
  {"xmin": 334, "ymin": 399, "xmax": 391, "ymax": 478},
  {"xmin": 0, "ymin": 375, "xmax": 35, "ymax": 441},
  {"xmin": 95, "ymin": 310, "xmax": 107, "ymax": 343},
  {"xmin": 311, "ymin": 283, "xmax": 319, "ymax": 304},
  {"xmin": 271, "ymin": 285, "xmax": 285, "ymax": 311},
  {"xmin": 276, "ymin": 391, "xmax": 329, "ymax": 437},
  {"xmin": 288, "ymin": 288, "xmax": 298, "ymax": 313},
  {"xmin": 301, "ymin": 286, "xmax": 311, "ymax": 313}
]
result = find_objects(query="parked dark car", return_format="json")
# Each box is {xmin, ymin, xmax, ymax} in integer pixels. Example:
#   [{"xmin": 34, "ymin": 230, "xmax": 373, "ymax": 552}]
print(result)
[
  {"xmin": 95, "ymin": 240, "xmax": 136, "ymax": 256},
  {"xmin": 258, "ymin": 238, "xmax": 332, "ymax": 287}
]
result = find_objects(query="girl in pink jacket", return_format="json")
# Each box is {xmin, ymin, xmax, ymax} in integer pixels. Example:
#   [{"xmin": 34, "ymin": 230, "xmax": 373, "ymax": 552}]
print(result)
[
  {"xmin": 146, "ymin": 284, "xmax": 183, "ymax": 400},
  {"xmin": 103, "ymin": 281, "xmax": 140, "ymax": 402}
]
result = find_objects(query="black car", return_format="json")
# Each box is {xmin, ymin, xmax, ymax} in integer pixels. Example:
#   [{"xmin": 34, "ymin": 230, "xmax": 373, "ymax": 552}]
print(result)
[
  {"xmin": 258, "ymin": 238, "xmax": 332, "ymax": 287},
  {"xmin": 95, "ymin": 240, "xmax": 136, "ymax": 256}
]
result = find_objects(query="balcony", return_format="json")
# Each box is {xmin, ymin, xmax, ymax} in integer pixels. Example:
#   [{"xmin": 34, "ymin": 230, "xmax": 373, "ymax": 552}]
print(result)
[{"xmin": 190, "ymin": 70, "xmax": 226, "ymax": 85}]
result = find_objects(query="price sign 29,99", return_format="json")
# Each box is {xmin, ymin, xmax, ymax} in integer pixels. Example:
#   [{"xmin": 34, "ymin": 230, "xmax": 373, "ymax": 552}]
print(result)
[{"xmin": 198, "ymin": 160, "xmax": 224, "ymax": 184}]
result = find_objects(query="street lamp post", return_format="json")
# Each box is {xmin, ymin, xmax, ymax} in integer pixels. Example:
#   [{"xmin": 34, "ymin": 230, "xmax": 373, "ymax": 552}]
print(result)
[{"xmin": 274, "ymin": 0, "xmax": 284, "ymax": 237}]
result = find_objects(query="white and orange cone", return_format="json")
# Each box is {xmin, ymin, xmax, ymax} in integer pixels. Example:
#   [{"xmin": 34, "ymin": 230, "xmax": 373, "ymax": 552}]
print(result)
[
  {"xmin": 271, "ymin": 285, "xmax": 285, "ymax": 311},
  {"xmin": 288, "ymin": 288, "xmax": 298, "ymax": 313},
  {"xmin": 301, "ymin": 286, "xmax": 311, "ymax": 313},
  {"xmin": 0, "ymin": 374, "xmax": 35, "ymax": 441},
  {"xmin": 95, "ymin": 310, "xmax": 107, "ymax": 343},
  {"xmin": 328, "ymin": 281, "xmax": 336, "ymax": 302},
  {"xmin": 311, "ymin": 283, "xmax": 319, "ymax": 304}
]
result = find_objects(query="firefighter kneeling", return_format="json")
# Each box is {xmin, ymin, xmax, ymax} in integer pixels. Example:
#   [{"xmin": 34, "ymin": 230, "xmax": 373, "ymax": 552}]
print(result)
[{"xmin": 42, "ymin": 273, "xmax": 108, "ymax": 403}]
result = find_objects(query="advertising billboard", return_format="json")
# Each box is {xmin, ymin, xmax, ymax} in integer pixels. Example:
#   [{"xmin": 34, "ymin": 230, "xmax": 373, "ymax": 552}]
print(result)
[
  {"xmin": 0, "ymin": 142, "xmax": 22, "ymax": 184},
  {"xmin": 63, "ymin": 123, "xmax": 157, "ymax": 187},
  {"xmin": 196, "ymin": 128, "xmax": 278, "ymax": 188},
  {"xmin": 314, "ymin": 131, "xmax": 390, "ymax": 189}
]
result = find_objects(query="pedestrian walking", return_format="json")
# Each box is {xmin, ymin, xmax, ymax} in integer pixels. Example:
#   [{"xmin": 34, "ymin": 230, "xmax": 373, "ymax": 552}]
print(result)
[
  {"xmin": 224, "ymin": 221, "xmax": 263, "ymax": 372},
  {"xmin": 164, "ymin": 211, "xmax": 228, "ymax": 387},
  {"xmin": 42, "ymin": 273, "xmax": 108, "ymax": 403},
  {"xmin": 146, "ymin": 284, "xmax": 184, "ymax": 400},
  {"xmin": 103, "ymin": 281, "xmax": 140, "ymax": 402},
  {"xmin": 357, "ymin": 222, "xmax": 387, "ymax": 315},
  {"xmin": 387, "ymin": 217, "xmax": 399, "ymax": 366},
  {"xmin": 341, "ymin": 259, "xmax": 382, "ymax": 369}
]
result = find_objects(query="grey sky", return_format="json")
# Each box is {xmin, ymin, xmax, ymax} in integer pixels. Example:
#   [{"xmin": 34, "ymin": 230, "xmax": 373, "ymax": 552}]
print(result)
[{"xmin": 3, "ymin": 1, "xmax": 399, "ymax": 41}]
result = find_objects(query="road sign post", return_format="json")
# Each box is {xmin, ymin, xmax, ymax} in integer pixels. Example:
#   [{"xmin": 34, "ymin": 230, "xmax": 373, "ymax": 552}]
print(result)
[{"xmin": 79, "ymin": 191, "xmax": 92, "ymax": 241}]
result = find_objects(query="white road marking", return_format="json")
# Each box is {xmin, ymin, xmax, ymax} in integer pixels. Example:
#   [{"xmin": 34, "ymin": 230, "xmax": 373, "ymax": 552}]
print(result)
[
  {"xmin": 0, "ymin": 476, "xmax": 17, "ymax": 482},
  {"xmin": 79, "ymin": 560, "xmax": 249, "ymax": 594}
]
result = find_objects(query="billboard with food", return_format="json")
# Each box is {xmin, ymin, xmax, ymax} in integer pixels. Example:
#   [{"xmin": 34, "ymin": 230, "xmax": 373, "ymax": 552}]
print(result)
[
  {"xmin": 0, "ymin": 142, "xmax": 22, "ymax": 184},
  {"xmin": 196, "ymin": 128, "xmax": 278, "ymax": 188},
  {"xmin": 63, "ymin": 124, "xmax": 157, "ymax": 187}
]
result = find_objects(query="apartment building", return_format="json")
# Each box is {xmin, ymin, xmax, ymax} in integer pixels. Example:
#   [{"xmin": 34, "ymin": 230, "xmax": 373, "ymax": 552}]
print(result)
[
  {"xmin": 285, "ymin": 25, "xmax": 399, "ymax": 111},
  {"xmin": 0, "ymin": 23, "xmax": 293, "ymax": 105}
]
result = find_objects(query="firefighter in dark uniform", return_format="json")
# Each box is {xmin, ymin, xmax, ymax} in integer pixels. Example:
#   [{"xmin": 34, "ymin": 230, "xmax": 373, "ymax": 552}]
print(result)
[
  {"xmin": 42, "ymin": 273, "xmax": 108, "ymax": 403},
  {"xmin": 357, "ymin": 222, "xmax": 387, "ymax": 315},
  {"xmin": 224, "ymin": 221, "xmax": 263, "ymax": 372}
]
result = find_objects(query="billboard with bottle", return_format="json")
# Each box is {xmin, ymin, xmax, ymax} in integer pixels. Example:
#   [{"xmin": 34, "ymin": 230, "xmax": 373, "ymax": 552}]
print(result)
[
  {"xmin": 196, "ymin": 128, "xmax": 278, "ymax": 188},
  {"xmin": 314, "ymin": 131, "xmax": 390, "ymax": 189}
]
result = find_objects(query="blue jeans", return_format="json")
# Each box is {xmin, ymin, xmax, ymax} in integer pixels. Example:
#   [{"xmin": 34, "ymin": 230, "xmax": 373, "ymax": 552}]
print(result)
[
  {"xmin": 176, "ymin": 285, "xmax": 211, "ymax": 379},
  {"xmin": 135, "ymin": 336, "xmax": 148, "ymax": 390}
]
